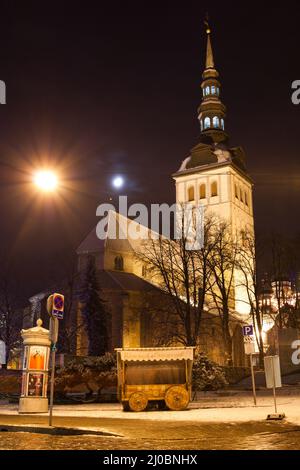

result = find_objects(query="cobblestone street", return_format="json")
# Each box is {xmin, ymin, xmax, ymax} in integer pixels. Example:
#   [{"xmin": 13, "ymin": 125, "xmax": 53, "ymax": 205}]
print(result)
[
  {"xmin": 1, "ymin": 391, "xmax": 300, "ymax": 450},
  {"xmin": 1, "ymin": 421, "xmax": 300, "ymax": 450}
]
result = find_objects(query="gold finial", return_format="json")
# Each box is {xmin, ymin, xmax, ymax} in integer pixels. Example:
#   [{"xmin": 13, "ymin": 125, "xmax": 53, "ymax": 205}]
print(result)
[
  {"xmin": 36, "ymin": 318, "xmax": 43, "ymax": 327},
  {"xmin": 204, "ymin": 13, "xmax": 211, "ymax": 34}
]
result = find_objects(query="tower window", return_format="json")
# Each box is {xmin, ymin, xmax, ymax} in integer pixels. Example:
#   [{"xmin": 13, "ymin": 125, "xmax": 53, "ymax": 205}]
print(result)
[
  {"xmin": 205, "ymin": 86, "xmax": 210, "ymax": 96},
  {"xmin": 245, "ymin": 191, "xmax": 249, "ymax": 206},
  {"xmin": 240, "ymin": 187, "xmax": 244, "ymax": 203},
  {"xmin": 204, "ymin": 117, "xmax": 211, "ymax": 129},
  {"xmin": 199, "ymin": 183, "xmax": 206, "ymax": 199},
  {"xmin": 211, "ymin": 181, "xmax": 218, "ymax": 197},
  {"xmin": 235, "ymin": 184, "xmax": 239, "ymax": 199},
  {"xmin": 114, "ymin": 255, "xmax": 124, "ymax": 271},
  {"xmin": 200, "ymin": 120, "xmax": 204, "ymax": 131},
  {"xmin": 221, "ymin": 118, "xmax": 225, "ymax": 130},
  {"xmin": 216, "ymin": 87, "xmax": 220, "ymax": 96},
  {"xmin": 188, "ymin": 186, "xmax": 195, "ymax": 202},
  {"xmin": 211, "ymin": 86, "xmax": 216, "ymax": 95},
  {"xmin": 213, "ymin": 116, "xmax": 220, "ymax": 128}
]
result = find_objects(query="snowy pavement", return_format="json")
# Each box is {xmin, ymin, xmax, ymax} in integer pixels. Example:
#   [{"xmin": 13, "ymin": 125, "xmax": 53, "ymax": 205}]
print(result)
[{"xmin": 1, "ymin": 390, "xmax": 300, "ymax": 427}]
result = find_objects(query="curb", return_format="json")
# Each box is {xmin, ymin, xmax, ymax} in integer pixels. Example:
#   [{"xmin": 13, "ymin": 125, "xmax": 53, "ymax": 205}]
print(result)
[{"xmin": 0, "ymin": 424, "xmax": 122, "ymax": 437}]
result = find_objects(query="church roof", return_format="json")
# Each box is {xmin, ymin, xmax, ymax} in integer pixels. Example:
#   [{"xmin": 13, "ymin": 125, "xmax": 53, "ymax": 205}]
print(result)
[
  {"xmin": 174, "ymin": 141, "xmax": 251, "ymax": 182},
  {"xmin": 77, "ymin": 227, "xmax": 105, "ymax": 254},
  {"xmin": 96, "ymin": 269, "xmax": 160, "ymax": 293}
]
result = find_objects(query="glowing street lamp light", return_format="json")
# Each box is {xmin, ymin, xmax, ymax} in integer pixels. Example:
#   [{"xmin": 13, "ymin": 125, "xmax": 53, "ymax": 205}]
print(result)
[{"xmin": 34, "ymin": 170, "xmax": 58, "ymax": 192}]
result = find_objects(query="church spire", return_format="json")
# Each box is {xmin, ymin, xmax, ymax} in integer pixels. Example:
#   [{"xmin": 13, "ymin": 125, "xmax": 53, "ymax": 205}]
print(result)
[
  {"xmin": 205, "ymin": 21, "xmax": 214, "ymax": 69},
  {"xmin": 198, "ymin": 19, "xmax": 228, "ymax": 144}
]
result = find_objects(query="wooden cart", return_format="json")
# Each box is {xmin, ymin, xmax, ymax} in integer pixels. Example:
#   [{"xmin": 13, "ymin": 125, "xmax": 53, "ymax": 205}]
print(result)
[{"xmin": 115, "ymin": 347, "xmax": 195, "ymax": 412}]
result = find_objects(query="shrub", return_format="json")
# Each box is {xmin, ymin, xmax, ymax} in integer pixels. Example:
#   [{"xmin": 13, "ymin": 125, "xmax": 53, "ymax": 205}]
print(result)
[
  {"xmin": 55, "ymin": 353, "xmax": 117, "ymax": 401},
  {"xmin": 192, "ymin": 353, "xmax": 228, "ymax": 391}
]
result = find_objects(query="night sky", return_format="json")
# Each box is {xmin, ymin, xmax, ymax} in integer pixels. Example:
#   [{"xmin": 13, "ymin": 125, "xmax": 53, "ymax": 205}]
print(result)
[{"xmin": 0, "ymin": 1, "xmax": 299, "ymax": 299}]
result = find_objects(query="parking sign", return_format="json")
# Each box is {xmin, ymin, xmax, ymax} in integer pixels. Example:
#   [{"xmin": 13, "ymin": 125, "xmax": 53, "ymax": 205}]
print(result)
[{"xmin": 243, "ymin": 325, "xmax": 254, "ymax": 336}]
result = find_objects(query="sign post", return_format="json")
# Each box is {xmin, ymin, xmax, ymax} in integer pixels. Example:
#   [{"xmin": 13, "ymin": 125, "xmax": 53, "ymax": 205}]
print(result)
[
  {"xmin": 47, "ymin": 293, "xmax": 64, "ymax": 427},
  {"xmin": 242, "ymin": 325, "xmax": 257, "ymax": 406},
  {"xmin": 264, "ymin": 355, "xmax": 285, "ymax": 420}
]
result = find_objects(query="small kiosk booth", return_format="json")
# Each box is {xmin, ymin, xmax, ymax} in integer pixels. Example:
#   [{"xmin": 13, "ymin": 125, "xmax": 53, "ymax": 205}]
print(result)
[
  {"xmin": 19, "ymin": 319, "xmax": 51, "ymax": 413},
  {"xmin": 116, "ymin": 347, "xmax": 195, "ymax": 412}
]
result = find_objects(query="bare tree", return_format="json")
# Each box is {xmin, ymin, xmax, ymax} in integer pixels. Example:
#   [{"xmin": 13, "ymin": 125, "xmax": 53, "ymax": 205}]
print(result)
[
  {"xmin": 207, "ymin": 221, "xmax": 239, "ymax": 365},
  {"xmin": 237, "ymin": 231, "xmax": 265, "ymax": 366},
  {"xmin": 136, "ymin": 213, "xmax": 217, "ymax": 346},
  {"xmin": 0, "ymin": 275, "xmax": 27, "ymax": 366}
]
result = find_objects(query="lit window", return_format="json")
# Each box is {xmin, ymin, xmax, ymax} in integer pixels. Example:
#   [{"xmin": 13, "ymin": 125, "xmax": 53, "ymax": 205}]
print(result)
[
  {"xmin": 213, "ymin": 116, "xmax": 220, "ymax": 128},
  {"xmin": 216, "ymin": 87, "xmax": 220, "ymax": 96},
  {"xmin": 221, "ymin": 118, "xmax": 225, "ymax": 130},
  {"xmin": 188, "ymin": 186, "xmax": 195, "ymax": 201},
  {"xmin": 204, "ymin": 117, "xmax": 211, "ymax": 129},
  {"xmin": 205, "ymin": 86, "xmax": 210, "ymax": 96},
  {"xmin": 211, "ymin": 181, "xmax": 218, "ymax": 197},
  {"xmin": 211, "ymin": 86, "xmax": 216, "ymax": 95},
  {"xmin": 114, "ymin": 255, "xmax": 124, "ymax": 271},
  {"xmin": 199, "ymin": 183, "xmax": 206, "ymax": 199}
]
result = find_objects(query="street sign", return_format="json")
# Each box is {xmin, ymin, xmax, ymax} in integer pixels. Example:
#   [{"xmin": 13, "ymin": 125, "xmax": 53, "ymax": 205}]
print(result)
[
  {"xmin": 243, "ymin": 325, "xmax": 254, "ymax": 336},
  {"xmin": 264, "ymin": 355, "xmax": 285, "ymax": 420},
  {"xmin": 47, "ymin": 293, "xmax": 64, "ymax": 320},
  {"xmin": 242, "ymin": 326, "xmax": 257, "ymax": 406},
  {"xmin": 46, "ymin": 292, "xmax": 64, "ymax": 427},
  {"xmin": 244, "ymin": 336, "xmax": 255, "ymax": 355},
  {"xmin": 264, "ymin": 355, "xmax": 282, "ymax": 389}
]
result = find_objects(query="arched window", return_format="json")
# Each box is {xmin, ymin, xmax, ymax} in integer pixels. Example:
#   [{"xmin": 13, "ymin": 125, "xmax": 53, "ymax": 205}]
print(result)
[
  {"xmin": 205, "ymin": 86, "xmax": 210, "ymax": 96},
  {"xmin": 211, "ymin": 181, "xmax": 218, "ymax": 197},
  {"xmin": 204, "ymin": 117, "xmax": 211, "ymax": 129},
  {"xmin": 211, "ymin": 86, "xmax": 216, "ymax": 95},
  {"xmin": 188, "ymin": 186, "xmax": 195, "ymax": 202},
  {"xmin": 114, "ymin": 255, "xmax": 124, "ymax": 271},
  {"xmin": 199, "ymin": 183, "xmax": 206, "ymax": 199},
  {"xmin": 216, "ymin": 87, "xmax": 220, "ymax": 96},
  {"xmin": 213, "ymin": 116, "xmax": 220, "ymax": 128},
  {"xmin": 221, "ymin": 118, "xmax": 225, "ymax": 130}
]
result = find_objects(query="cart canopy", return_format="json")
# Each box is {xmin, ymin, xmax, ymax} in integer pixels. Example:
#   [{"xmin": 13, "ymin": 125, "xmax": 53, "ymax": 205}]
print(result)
[{"xmin": 115, "ymin": 347, "xmax": 194, "ymax": 362}]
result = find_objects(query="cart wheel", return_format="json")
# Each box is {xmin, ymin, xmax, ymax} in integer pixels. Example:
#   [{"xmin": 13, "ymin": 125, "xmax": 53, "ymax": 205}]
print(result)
[
  {"xmin": 128, "ymin": 392, "xmax": 148, "ymax": 412},
  {"xmin": 165, "ymin": 386, "xmax": 189, "ymax": 411},
  {"xmin": 122, "ymin": 401, "xmax": 130, "ymax": 412}
]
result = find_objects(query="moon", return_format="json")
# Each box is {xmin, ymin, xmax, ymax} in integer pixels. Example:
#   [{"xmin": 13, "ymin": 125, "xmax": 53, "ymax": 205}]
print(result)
[{"xmin": 112, "ymin": 175, "xmax": 124, "ymax": 189}]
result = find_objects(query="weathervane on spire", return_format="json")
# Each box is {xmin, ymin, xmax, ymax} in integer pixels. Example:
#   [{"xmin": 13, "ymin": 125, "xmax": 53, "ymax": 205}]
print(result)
[{"xmin": 204, "ymin": 12, "xmax": 211, "ymax": 35}]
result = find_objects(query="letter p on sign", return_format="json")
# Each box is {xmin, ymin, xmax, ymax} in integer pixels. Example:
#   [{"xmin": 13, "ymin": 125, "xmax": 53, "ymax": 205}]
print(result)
[{"xmin": 243, "ymin": 325, "xmax": 254, "ymax": 336}]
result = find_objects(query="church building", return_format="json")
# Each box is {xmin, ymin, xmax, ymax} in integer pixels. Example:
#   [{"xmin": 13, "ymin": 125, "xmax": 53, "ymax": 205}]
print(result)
[
  {"xmin": 173, "ymin": 23, "xmax": 254, "ymax": 315},
  {"xmin": 26, "ymin": 24, "xmax": 252, "ymax": 367}
]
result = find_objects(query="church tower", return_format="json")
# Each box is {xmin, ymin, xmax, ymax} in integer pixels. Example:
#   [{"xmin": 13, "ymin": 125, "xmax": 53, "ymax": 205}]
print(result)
[{"xmin": 173, "ymin": 22, "xmax": 254, "ymax": 315}]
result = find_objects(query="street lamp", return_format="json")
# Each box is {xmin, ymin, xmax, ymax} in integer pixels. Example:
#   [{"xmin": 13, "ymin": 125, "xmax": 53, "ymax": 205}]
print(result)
[{"xmin": 33, "ymin": 170, "xmax": 58, "ymax": 192}]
